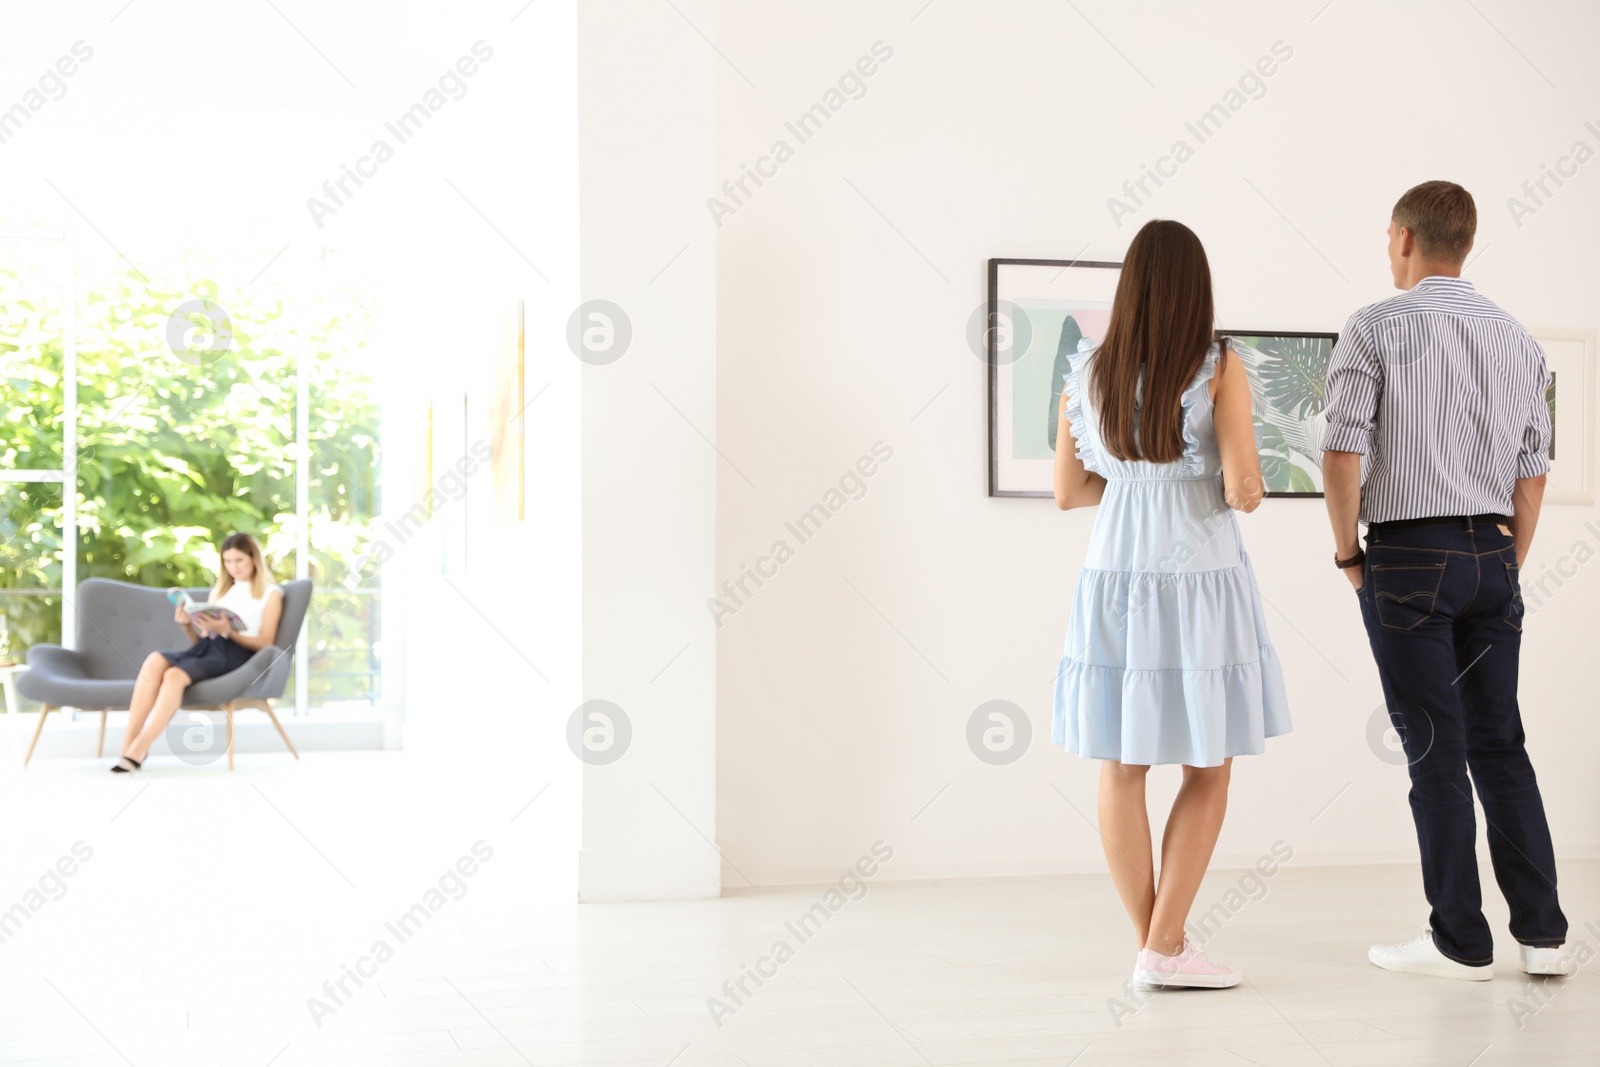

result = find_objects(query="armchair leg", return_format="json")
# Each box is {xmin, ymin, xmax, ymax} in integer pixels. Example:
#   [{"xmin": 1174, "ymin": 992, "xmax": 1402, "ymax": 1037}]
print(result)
[
  {"xmin": 261, "ymin": 700, "xmax": 300, "ymax": 760},
  {"xmin": 97, "ymin": 711, "xmax": 107, "ymax": 758},
  {"xmin": 24, "ymin": 705, "xmax": 54, "ymax": 767},
  {"xmin": 225, "ymin": 703, "xmax": 235, "ymax": 771}
]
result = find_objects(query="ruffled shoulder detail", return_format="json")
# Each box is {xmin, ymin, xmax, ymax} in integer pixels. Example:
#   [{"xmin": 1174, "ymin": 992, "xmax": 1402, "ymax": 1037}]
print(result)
[
  {"xmin": 1178, "ymin": 342, "xmax": 1222, "ymax": 473},
  {"xmin": 1061, "ymin": 337, "xmax": 1102, "ymax": 475}
]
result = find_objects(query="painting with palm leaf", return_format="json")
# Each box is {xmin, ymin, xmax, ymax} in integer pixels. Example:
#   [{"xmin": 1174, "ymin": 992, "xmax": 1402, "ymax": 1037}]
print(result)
[{"xmin": 1219, "ymin": 331, "xmax": 1338, "ymax": 496}]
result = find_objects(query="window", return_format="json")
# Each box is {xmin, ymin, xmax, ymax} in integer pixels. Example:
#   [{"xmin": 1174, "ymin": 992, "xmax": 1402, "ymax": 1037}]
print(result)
[{"xmin": 0, "ymin": 232, "xmax": 381, "ymax": 714}]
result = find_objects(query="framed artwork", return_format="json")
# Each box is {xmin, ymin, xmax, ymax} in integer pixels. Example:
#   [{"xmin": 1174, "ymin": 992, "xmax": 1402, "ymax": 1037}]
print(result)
[
  {"xmin": 1218, "ymin": 331, "xmax": 1338, "ymax": 497},
  {"xmin": 489, "ymin": 300, "xmax": 526, "ymax": 525},
  {"xmin": 1533, "ymin": 328, "xmax": 1596, "ymax": 504},
  {"xmin": 986, "ymin": 257, "xmax": 1121, "ymax": 497}
]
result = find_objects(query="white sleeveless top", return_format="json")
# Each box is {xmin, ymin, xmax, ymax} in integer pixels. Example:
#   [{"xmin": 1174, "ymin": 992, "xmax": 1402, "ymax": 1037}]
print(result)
[{"xmin": 215, "ymin": 582, "xmax": 275, "ymax": 636}]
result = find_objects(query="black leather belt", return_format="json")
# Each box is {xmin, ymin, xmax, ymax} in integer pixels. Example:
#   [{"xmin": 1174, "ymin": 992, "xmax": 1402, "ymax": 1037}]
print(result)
[{"xmin": 1368, "ymin": 512, "xmax": 1509, "ymax": 534}]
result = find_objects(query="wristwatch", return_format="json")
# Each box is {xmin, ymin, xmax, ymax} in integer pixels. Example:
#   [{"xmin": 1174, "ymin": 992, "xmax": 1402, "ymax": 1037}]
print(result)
[{"xmin": 1335, "ymin": 548, "xmax": 1365, "ymax": 569}]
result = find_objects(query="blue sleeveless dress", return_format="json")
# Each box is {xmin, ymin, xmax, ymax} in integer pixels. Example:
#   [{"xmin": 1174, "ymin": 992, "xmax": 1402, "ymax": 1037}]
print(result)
[{"xmin": 1051, "ymin": 339, "xmax": 1292, "ymax": 767}]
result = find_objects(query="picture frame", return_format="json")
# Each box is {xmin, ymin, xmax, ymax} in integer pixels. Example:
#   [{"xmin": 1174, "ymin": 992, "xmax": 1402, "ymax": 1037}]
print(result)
[
  {"xmin": 986, "ymin": 257, "xmax": 1121, "ymax": 497},
  {"xmin": 1532, "ymin": 327, "xmax": 1596, "ymax": 505},
  {"xmin": 489, "ymin": 299, "xmax": 526, "ymax": 526},
  {"xmin": 1217, "ymin": 330, "xmax": 1339, "ymax": 498},
  {"xmin": 981, "ymin": 255, "xmax": 1341, "ymax": 500}
]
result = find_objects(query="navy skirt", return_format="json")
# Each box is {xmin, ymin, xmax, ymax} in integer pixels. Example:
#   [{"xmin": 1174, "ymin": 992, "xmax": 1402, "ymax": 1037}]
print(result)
[{"xmin": 160, "ymin": 635, "xmax": 254, "ymax": 683}]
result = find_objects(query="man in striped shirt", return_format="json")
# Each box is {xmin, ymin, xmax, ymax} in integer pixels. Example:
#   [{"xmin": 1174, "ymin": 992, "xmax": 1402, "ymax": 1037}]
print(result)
[{"xmin": 1322, "ymin": 180, "xmax": 1568, "ymax": 981}]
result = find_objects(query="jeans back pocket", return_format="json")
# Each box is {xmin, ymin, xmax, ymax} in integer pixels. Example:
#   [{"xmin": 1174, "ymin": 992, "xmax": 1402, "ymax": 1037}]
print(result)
[
  {"xmin": 1370, "ymin": 555, "xmax": 1448, "ymax": 631},
  {"xmin": 1503, "ymin": 557, "xmax": 1525, "ymax": 631}
]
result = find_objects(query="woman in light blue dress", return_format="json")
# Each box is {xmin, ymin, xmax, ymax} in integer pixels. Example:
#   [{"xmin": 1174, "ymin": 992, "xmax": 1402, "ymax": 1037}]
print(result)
[{"xmin": 1052, "ymin": 219, "xmax": 1291, "ymax": 989}]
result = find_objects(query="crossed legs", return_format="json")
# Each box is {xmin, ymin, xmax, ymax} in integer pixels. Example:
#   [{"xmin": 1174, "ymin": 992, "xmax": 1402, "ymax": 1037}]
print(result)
[
  {"xmin": 1098, "ymin": 758, "xmax": 1233, "ymax": 955},
  {"xmin": 120, "ymin": 652, "xmax": 193, "ymax": 763}
]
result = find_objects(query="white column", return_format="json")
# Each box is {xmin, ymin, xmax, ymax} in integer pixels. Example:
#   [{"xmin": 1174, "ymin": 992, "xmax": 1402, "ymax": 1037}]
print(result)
[
  {"xmin": 295, "ymin": 324, "xmax": 311, "ymax": 716},
  {"xmin": 576, "ymin": 0, "xmax": 720, "ymax": 901},
  {"xmin": 61, "ymin": 233, "xmax": 77, "ymax": 654}
]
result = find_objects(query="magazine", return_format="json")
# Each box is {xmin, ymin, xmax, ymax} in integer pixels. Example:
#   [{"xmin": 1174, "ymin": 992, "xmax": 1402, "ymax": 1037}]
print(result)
[{"xmin": 166, "ymin": 589, "xmax": 246, "ymax": 632}]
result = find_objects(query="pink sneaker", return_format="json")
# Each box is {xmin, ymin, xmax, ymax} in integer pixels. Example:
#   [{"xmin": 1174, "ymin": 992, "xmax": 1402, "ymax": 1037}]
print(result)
[{"xmin": 1134, "ymin": 938, "xmax": 1242, "ymax": 989}]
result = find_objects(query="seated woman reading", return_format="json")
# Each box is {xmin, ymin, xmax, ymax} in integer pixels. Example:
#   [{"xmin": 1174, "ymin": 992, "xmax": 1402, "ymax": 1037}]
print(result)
[{"xmin": 111, "ymin": 532, "xmax": 283, "ymax": 772}]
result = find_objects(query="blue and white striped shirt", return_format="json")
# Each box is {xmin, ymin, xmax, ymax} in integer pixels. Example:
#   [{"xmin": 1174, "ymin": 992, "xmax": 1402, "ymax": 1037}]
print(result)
[{"xmin": 1322, "ymin": 275, "xmax": 1551, "ymax": 524}]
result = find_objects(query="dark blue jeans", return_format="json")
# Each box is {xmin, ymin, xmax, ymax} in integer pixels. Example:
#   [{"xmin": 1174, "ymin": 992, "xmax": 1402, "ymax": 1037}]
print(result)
[{"xmin": 1356, "ymin": 516, "xmax": 1566, "ymax": 964}]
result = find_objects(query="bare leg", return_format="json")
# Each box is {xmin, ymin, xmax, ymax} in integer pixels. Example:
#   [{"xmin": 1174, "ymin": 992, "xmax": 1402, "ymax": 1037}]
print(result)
[
  {"xmin": 1097, "ymin": 760, "xmax": 1156, "ymax": 948},
  {"xmin": 121, "ymin": 653, "xmax": 170, "ymax": 756},
  {"xmin": 1147, "ymin": 759, "xmax": 1232, "ymax": 955},
  {"xmin": 125, "ymin": 666, "xmax": 192, "ymax": 763}
]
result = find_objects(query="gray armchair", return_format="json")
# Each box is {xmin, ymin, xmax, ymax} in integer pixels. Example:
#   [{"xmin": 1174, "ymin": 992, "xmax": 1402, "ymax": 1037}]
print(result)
[{"xmin": 17, "ymin": 578, "xmax": 312, "ymax": 769}]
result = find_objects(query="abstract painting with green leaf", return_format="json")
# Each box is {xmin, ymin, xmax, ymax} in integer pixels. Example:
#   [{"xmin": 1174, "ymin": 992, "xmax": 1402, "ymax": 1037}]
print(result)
[{"xmin": 1223, "ymin": 333, "xmax": 1336, "ymax": 495}]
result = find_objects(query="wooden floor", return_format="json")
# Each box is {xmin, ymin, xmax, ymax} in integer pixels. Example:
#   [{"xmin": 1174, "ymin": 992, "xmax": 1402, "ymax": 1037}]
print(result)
[{"xmin": 1, "ymin": 749, "xmax": 1594, "ymax": 1065}]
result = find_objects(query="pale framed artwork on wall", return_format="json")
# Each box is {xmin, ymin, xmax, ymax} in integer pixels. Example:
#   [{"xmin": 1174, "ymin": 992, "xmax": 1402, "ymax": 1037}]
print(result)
[
  {"xmin": 489, "ymin": 300, "xmax": 525, "ymax": 526},
  {"xmin": 986, "ymin": 257, "xmax": 1121, "ymax": 497},
  {"xmin": 1533, "ymin": 328, "xmax": 1596, "ymax": 505}
]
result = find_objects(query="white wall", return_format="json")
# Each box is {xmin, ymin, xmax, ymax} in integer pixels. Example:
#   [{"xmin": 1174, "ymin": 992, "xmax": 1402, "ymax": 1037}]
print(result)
[
  {"xmin": 576, "ymin": 0, "xmax": 721, "ymax": 899},
  {"xmin": 390, "ymin": 0, "xmax": 585, "ymax": 888},
  {"xmin": 713, "ymin": 0, "xmax": 1600, "ymax": 884}
]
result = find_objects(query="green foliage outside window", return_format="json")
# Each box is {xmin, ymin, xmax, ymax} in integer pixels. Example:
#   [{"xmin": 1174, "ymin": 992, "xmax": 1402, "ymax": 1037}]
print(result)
[{"xmin": 0, "ymin": 257, "xmax": 381, "ymax": 710}]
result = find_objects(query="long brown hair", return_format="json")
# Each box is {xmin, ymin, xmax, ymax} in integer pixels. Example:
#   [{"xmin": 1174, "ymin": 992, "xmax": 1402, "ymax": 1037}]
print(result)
[
  {"xmin": 1090, "ymin": 219, "xmax": 1215, "ymax": 463},
  {"xmin": 212, "ymin": 532, "xmax": 269, "ymax": 600}
]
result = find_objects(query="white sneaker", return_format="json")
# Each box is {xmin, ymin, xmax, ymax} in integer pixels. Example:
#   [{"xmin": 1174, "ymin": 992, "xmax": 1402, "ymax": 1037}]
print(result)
[
  {"xmin": 1519, "ymin": 944, "xmax": 1573, "ymax": 977},
  {"xmin": 1368, "ymin": 929, "xmax": 1492, "ymax": 981}
]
